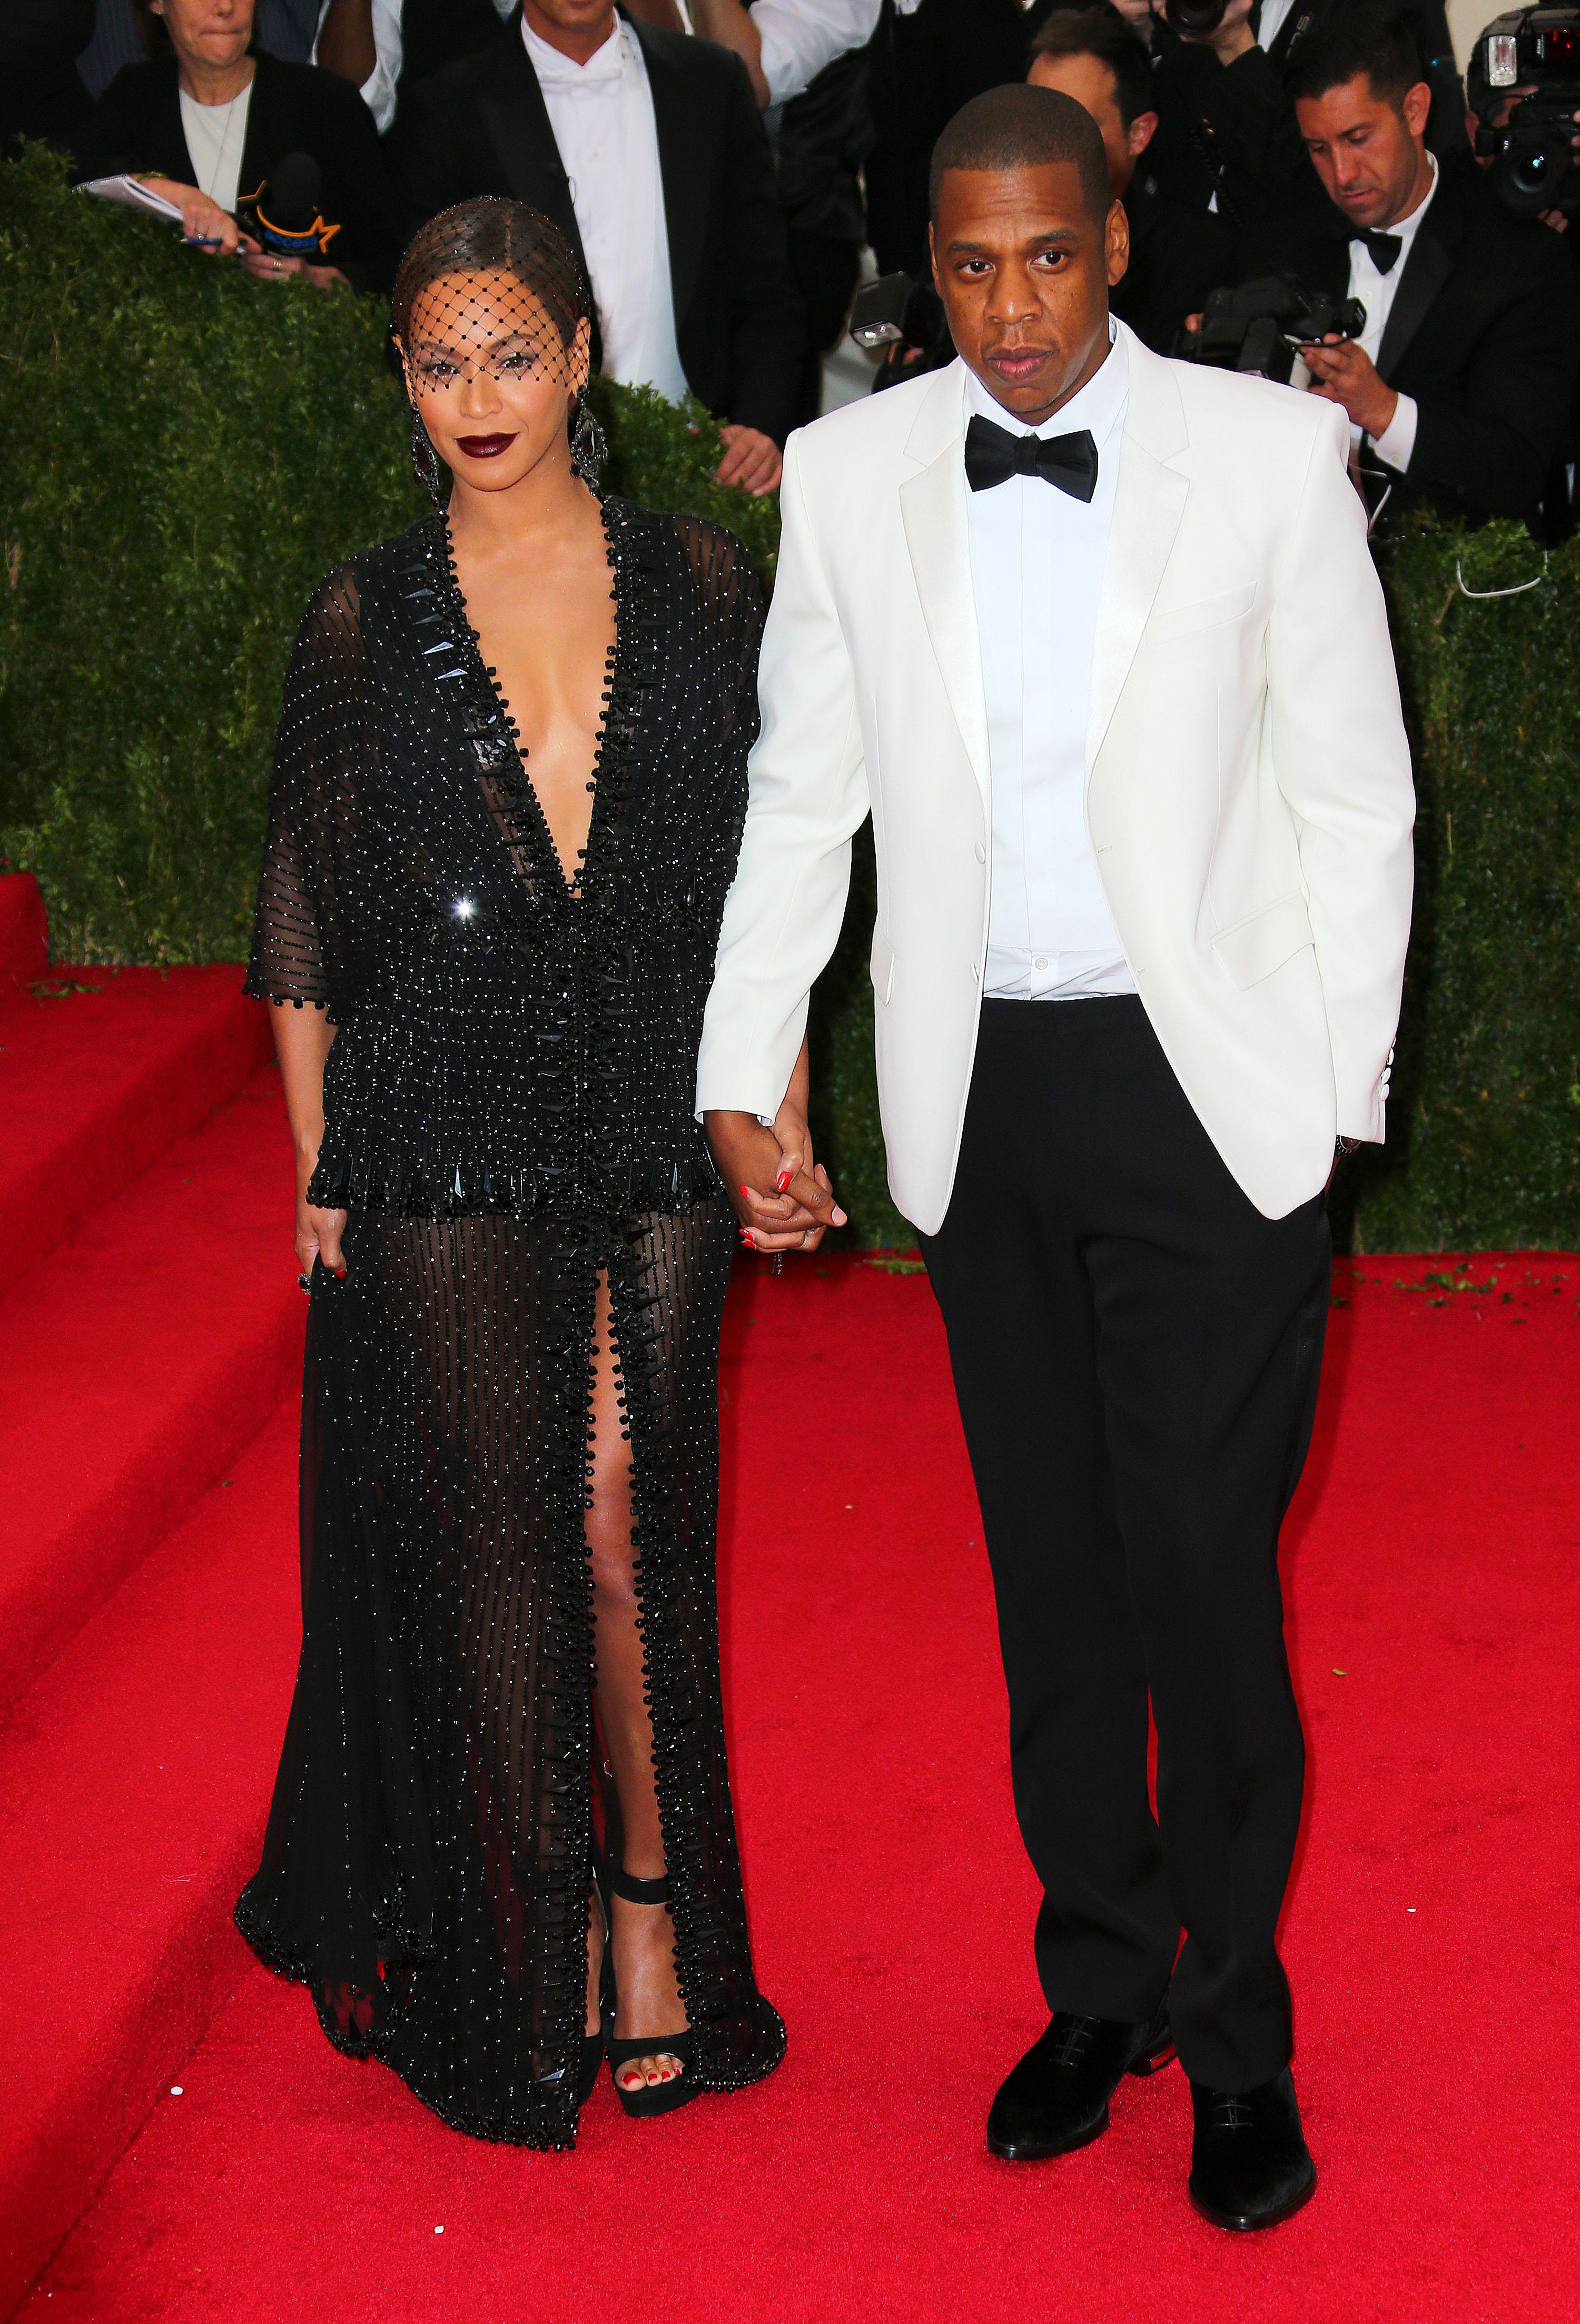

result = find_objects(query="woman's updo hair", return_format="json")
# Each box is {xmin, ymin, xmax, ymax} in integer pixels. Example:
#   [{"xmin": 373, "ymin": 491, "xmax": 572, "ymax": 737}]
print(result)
[{"xmin": 392, "ymin": 197, "xmax": 590, "ymax": 358}]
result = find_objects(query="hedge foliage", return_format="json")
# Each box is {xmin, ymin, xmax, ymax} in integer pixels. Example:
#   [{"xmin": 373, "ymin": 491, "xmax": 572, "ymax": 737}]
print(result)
[{"xmin": 2, "ymin": 148, "xmax": 1575, "ymax": 1249}]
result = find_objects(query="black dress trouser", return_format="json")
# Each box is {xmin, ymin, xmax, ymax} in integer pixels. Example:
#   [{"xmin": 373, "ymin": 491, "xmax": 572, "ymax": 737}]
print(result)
[{"xmin": 919, "ymin": 997, "xmax": 1330, "ymax": 2094}]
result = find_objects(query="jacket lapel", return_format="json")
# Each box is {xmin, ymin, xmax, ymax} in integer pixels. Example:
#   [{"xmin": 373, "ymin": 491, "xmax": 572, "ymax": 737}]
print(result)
[
  {"xmin": 471, "ymin": 15, "xmax": 601, "ymax": 365},
  {"xmin": 1376, "ymin": 167, "xmax": 1461, "ymax": 382},
  {"xmin": 1086, "ymin": 329, "xmax": 1189, "ymax": 777},
  {"xmin": 897, "ymin": 364, "xmax": 991, "ymax": 804},
  {"xmin": 632, "ymin": 16, "xmax": 705, "ymax": 334}
]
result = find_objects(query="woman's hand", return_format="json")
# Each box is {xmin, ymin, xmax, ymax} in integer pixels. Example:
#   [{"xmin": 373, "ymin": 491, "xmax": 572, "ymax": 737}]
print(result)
[
  {"xmin": 295, "ymin": 1145, "xmax": 348, "ymax": 1279},
  {"xmin": 243, "ymin": 250, "xmax": 350, "ymax": 290},
  {"xmin": 141, "ymin": 177, "xmax": 243, "ymax": 253}
]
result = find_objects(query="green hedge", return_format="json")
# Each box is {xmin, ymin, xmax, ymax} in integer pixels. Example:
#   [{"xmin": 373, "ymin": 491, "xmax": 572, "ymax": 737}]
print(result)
[{"xmin": 2, "ymin": 148, "xmax": 1576, "ymax": 1249}]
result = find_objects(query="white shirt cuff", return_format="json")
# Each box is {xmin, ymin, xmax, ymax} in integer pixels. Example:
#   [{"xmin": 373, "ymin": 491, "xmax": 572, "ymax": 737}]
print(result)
[{"xmin": 1370, "ymin": 392, "xmax": 1418, "ymax": 475}]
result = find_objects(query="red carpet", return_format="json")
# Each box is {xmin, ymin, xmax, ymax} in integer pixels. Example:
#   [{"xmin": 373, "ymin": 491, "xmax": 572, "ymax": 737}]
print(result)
[{"xmin": 12, "ymin": 1233, "xmax": 1579, "ymax": 2321}]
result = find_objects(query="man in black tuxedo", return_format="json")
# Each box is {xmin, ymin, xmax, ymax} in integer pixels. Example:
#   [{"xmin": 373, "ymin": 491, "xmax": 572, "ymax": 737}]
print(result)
[
  {"xmin": 1248, "ymin": 1, "xmax": 1580, "ymax": 525},
  {"xmin": 1142, "ymin": 0, "xmax": 1459, "ymax": 234},
  {"xmin": 399, "ymin": 0, "xmax": 803, "ymax": 486},
  {"xmin": 1029, "ymin": 5, "xmax": 1236, "ymax": 354}
]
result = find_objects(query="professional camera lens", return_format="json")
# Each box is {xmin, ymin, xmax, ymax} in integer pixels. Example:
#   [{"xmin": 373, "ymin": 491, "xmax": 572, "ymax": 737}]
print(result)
[
  {"xmin": 1164, "ymin": 0, "xmax": 1229, "ymax": 33},
  {"xmin": 1500, "ymin": 126, "xmax": 1573, "ymax": 211}
]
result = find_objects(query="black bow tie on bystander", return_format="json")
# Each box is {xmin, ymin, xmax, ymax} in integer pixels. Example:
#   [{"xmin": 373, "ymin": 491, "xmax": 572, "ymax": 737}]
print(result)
[
  {"xmin": 1352, "ymin": 227, "xmax": 1404, "ymax": 275},
  {"xmin": 964, "ymin": 415, "xmax": 1100, "ymax": 501}
]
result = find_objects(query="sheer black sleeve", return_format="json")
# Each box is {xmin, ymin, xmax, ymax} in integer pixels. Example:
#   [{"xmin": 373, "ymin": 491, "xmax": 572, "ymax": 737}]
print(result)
[
  {"xmin": 674, "ymin": 515, "xmax": 765, "ymax": 758},
  {"xmin": 246, "ymin": 566, "xmax": 378, "ymax": 1016}
]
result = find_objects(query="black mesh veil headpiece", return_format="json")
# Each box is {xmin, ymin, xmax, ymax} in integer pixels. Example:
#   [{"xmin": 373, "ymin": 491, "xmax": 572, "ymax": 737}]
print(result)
[{"xmin": 392, "ymin": 197, "xmax": 606, "ymax": 501}]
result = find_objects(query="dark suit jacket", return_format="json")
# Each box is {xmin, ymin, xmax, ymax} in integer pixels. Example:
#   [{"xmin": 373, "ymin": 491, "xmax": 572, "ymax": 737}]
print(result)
[
  {"xmin": 1243, "ymin": 154, "xmax": 1580, "ymax": 523},
  {"xmin": 76, "ymin": 51, "xmax": 403, "ymax": 289},
  {"xmin": 1, "ymin": 0, "xmax": 94, "ymax": 146},
  {"xmin": 397, "ymin": 6, "xmax": 805, "ymax": 446},
  {"xmin": 865, "ymin": 0, "xmax": 1041, "ymax": 277},
  {"xmin": 1115, "ymin": 168, "xmax": 1239, "ymax": 355}
]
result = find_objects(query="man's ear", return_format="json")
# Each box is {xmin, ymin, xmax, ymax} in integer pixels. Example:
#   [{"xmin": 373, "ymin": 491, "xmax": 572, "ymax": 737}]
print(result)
[
  {"xmin": 1403, "ymin": 78, "xmax": 1432, "ymax": 141},
  {"xmin": 1106, "ymin": 195, "xmax": 1130, "ymax": 289},
  {"xmin": 928, "ymin": 219, "xmax": 942, "ymax": 296},
  {"xmin": 1129, "ymin": 108, "xmax": 1159, "ymax": 161}
]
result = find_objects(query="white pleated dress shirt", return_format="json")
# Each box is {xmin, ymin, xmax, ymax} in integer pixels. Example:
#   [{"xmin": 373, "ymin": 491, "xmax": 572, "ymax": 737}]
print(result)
[
  {"xmin": 965, "ymin": 327, "xmax": 1137, "ymax": 1003},
  {"xmin": 522, "ymin": 14, "xmax": 691, "ymax": 405},
  {"xmin": 1345, "ymin": 153, "xmax": 1438, "ymax": 477}
]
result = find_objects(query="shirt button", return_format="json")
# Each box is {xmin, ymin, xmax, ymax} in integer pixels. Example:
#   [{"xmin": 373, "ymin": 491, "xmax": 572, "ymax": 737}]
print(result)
[
  {"xmin": 974, "ymin": 842, "xmax": 986, "ymax": 864},
  {"xmin": 1034, "ymin": 956, "xmax": 1049, "ymax": 971}
]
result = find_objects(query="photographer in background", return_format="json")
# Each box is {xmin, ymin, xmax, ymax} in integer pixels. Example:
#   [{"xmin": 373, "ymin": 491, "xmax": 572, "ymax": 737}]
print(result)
[
  {"xmin": 1029, "ymin": 5, "xmax": 1236, "ymax": 351},
  {"xmin": 1147, "ymin": 0, "xmax": 1460, "ymax": 233},
  {"xmin": 1239, "ymin": 1, "xmax": 1579, "ymax": 525}
]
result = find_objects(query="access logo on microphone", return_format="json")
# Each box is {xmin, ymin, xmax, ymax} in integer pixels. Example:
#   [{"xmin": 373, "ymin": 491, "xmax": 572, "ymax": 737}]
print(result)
[{"xmin": 239, "ymin": 153, "xmax": 340, "ymax": 259}]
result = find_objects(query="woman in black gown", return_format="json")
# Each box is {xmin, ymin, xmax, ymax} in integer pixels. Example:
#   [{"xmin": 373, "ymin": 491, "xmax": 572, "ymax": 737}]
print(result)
[{"xmin": 235, "ymin": 197, "xmax": 834, "ymax": 2146}]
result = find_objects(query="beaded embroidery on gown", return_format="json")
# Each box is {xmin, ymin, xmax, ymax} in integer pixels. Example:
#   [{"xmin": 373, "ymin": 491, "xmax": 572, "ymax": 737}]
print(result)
[{"xmin": 235, "ymin": 494, "xmax": 785, "ymax": 2147}]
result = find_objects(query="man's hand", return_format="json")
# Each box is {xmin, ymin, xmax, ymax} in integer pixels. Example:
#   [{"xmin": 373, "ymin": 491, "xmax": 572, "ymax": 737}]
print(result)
[
  {"xmin": 1176, "ymin": 0, "xmax": 1255, "ymax": 65},
  {"xmin": 715, "ymin": 423, "xmax": 783, "ymax": 496},
  {"xmin": 1301, "ymin": 335, "xmax": 1399, "ymax": 438}
]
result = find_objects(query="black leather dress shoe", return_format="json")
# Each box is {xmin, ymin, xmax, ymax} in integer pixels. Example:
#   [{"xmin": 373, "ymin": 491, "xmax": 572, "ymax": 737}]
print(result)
[
  {"xmin": 986, "ymin": 2001, "xmax": 1174, "ymax": 2161},
  {"xmin": 1188, "ymin": 2066, "xmax": 1317, "ymax": 2230}
]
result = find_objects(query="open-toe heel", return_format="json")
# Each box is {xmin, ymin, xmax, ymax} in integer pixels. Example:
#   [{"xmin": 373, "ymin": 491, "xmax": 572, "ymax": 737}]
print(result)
[
  {"xmin": 606, "ymin": 1866, "xmax": 696, "ymax": 2120},
  {"xmin": 579, "ymin": 1883, "xmax": 613, "ymax": 2107}
]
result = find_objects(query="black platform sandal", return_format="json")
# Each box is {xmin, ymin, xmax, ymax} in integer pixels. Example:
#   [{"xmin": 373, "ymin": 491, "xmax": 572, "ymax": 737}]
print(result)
[
  {"xmin": 605, "ymin": 1866, "xmax": 696, "ymax": 2120},
  {"xmin": 579, "ymin": 1885, "xmax": 613, "ymax": 2107}
]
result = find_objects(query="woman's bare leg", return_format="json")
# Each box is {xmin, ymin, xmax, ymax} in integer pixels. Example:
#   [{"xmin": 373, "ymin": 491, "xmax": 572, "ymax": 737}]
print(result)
[{"xmin": 586, "ymin": 1270, "xmax": 687, "ymax": 2089}]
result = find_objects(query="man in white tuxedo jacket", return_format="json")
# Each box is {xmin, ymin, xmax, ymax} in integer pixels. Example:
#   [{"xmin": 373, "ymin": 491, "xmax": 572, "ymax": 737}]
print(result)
[{"xmin": 698, "ymin": 85, "xmax": 1414, "ymax": 2229}]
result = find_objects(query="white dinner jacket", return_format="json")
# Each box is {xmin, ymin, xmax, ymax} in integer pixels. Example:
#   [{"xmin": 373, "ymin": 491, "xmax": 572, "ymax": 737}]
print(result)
[{"xmin": 696, "ymin": 326, "xmax": 1416, "ymax": 1231}]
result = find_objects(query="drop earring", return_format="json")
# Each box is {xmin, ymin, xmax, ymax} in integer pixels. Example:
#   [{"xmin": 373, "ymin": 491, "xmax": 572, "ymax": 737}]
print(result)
[
  {"xmin": 409, "ymin": 400, "xmax": 446, "ymax": 508},
  {"xmin": 569, "ymin": 389, "xmax": 607, "ymax": 488}
]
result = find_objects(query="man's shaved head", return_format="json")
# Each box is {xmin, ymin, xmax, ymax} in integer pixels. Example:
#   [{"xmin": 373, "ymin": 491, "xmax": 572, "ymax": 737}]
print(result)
[{"xmin": 930, "ymin": 83, "xmax": 1112, "ymax": 229}]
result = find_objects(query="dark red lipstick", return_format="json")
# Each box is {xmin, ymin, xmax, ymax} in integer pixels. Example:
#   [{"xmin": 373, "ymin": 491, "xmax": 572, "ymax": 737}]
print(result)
[{"xmin": 455, "ymin": 433, "xmax": 518, "ymax": 459}]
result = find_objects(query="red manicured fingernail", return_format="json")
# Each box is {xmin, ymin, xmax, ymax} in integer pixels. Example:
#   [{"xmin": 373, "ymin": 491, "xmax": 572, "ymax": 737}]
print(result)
[
  {"xmin": 775, "ymin": 1169, "xmax": 793, "ymax": 1193},
  {"xmin": 738, "ymin": 1184, "xmax": 753, "ymax": 1200},
  {"xmin": 333, "ymin": 1265, "xmax": 347, "ymax": 1278}
]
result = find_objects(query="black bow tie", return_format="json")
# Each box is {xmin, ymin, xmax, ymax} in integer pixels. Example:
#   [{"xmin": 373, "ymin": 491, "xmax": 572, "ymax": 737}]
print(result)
[
  {"xmin": 964, "ymin": 415, "xmax": 1100, "ymax": 501},
  {"xmin": 1353, "ymin": 227, "xmax": 1403, "ymax": 275}
]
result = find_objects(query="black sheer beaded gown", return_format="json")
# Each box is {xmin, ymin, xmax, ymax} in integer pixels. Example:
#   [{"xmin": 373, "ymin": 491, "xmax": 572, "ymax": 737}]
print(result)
[{"xmin": 234, "ymin": 493, "xmax": 785, "ymax": 2147}]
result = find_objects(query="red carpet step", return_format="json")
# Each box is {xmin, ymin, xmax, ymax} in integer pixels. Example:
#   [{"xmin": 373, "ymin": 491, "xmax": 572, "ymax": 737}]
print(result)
[
  {"xmin": 0, "ymin": 1064, "xmax": 300, "ymax": 1715},
  {"xmin": 17, "ymin": 1254, "xmax": 1580, "ymax": 2324},
  {"xmin": 0, "ymin": 967, "xmax": 271, "ymax": 1297},
  {"xmin": 0, "ymin": 1404, "xmax": 300, "ymax": 2312}
]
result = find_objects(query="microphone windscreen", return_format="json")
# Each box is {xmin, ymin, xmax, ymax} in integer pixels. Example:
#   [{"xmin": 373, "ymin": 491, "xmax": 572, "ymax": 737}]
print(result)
[{"xmin": 269, "ymin": 152, "xmax": 323, "ymax": 232}]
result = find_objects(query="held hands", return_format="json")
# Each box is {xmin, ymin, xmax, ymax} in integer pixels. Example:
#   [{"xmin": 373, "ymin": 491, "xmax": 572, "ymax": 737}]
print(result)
[
  {"xmin": 705, "ymin": 1043, "xmax": 846, "ymax": 1256},
  {"xmin": 1301, "ymin": 335, "xmax": 1399, "ymax": 438},
  {"xmin": 715, "ymin": 424, "xmax": 783, "ymax": 497}
]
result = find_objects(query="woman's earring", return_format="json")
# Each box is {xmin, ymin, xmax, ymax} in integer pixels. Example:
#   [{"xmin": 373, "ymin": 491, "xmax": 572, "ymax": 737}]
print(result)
[
  {"xmin": 570, "ymin": 389, "xmax": 607, "ymax": 488},
  {"xmin": 409, "ymin": 400, "xmax": 446, "ymax": 508}
]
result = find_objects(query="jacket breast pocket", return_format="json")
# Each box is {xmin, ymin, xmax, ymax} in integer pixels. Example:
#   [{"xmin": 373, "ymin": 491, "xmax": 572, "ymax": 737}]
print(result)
[
  {"xmin": 870, "ymin": 924, "xmax": 895, "ymax": 1007},
  {"xmin": 1149, "ymin": 582, "xmax": 1258, "ymax": 640},
  {"xmin": 1212, "ymin": 890, "xmax": 1315, "ymax": 990}
]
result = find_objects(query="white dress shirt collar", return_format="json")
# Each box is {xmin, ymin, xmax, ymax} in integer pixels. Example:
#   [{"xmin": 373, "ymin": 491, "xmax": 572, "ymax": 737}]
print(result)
[{"xmin": 522, "ymin": 11, "xmax": 628, "ymax": 84}]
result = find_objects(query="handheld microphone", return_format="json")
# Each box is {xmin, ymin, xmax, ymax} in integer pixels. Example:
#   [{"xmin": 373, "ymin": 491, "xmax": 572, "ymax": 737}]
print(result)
[{"xmin": 244, "ymin": 154, "xmax": 341, "ymax": 257}]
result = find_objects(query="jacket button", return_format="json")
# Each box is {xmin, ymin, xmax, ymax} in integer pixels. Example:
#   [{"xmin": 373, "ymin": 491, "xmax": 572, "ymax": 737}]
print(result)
[{"xmin": 974, "ymin": 842, "xmax": 986, "ymax": 864}]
